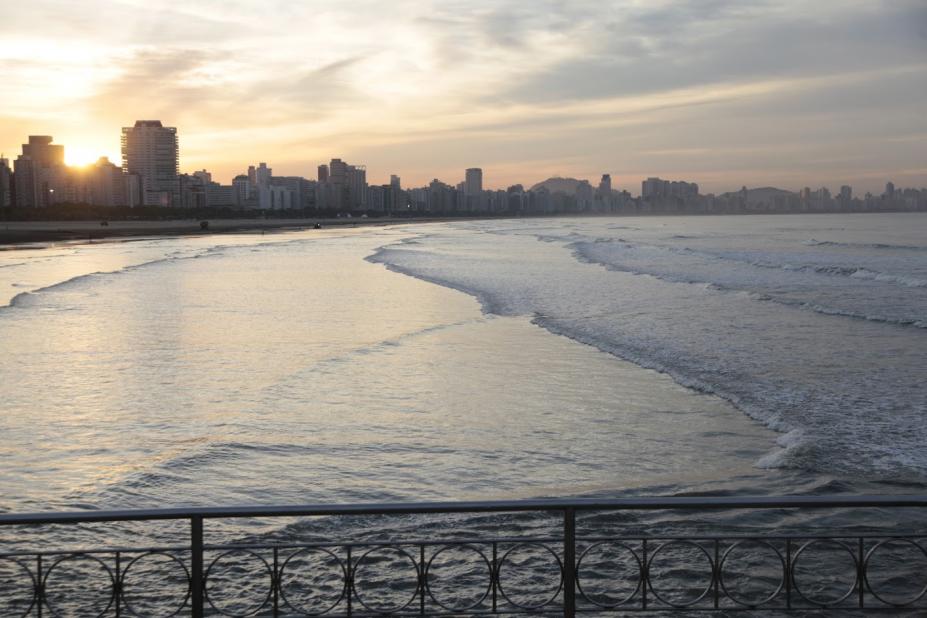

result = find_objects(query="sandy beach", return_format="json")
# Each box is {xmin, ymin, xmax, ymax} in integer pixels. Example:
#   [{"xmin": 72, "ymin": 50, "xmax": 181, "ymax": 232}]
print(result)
[{"xmin": 0, "ymin": 216, "xmax": 434, "ymax": 247}]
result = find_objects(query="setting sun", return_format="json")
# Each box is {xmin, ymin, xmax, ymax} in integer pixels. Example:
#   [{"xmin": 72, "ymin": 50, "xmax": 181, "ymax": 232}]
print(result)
[{"xmin": 64, "ymin": 145, "xmax": 107, "ymax": 167}]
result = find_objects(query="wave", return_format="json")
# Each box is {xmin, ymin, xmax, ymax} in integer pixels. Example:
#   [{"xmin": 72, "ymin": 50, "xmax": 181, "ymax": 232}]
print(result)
[
  {"xmin": 369, "ymin": 227, "xmax": 927, "ymax": 482},
  {"xmin": 569, "ymin": 241, "xmax": 927, "ymax": 329},
  {"xmin": 805, "ymin": 239, "xmax": 927, "ymax": 252},
  {"xmin": 0, "ymin": 246, "xmax": 230, "ymax": 311}
]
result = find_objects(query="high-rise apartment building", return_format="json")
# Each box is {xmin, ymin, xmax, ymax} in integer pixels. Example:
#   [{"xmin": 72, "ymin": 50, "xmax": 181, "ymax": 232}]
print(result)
[
  {"xmin": 465, "ymin": 168, "xmax": 483, "ymax": 195},
  {"xmin": 13, "ymin": 136, "xmax": 66, "ymax": 208},
  {"xmin": 121, "ymin": 120, "xmax": 179, "ymax": 207},
  {"xmin": 254, "ymin": 163, "xmax": 272, "ymax": 187},
  {"xmin": 0, "ymin": 156, "xmax": 11, "ymax": 208}
]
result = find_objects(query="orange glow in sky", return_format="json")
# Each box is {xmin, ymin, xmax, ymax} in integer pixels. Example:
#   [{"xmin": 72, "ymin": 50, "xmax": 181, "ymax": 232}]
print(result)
[{"xmin": 1, "ymin": 1, "xmax": 925, "ymax": 193}]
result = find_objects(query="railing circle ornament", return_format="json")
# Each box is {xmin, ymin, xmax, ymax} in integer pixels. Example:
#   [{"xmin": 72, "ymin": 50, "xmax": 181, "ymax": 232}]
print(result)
[
  {"xmin": 864, "ymin": 538, "xmax": 927, "ymax": 607},
  {"xmin": 575, "ymin": 541, "xmax": 642, "ymax": 608},
  {"xmin": 351, "ymin": 546, "xmax": 420, "ymax": 614},
  {"xmin": 278, "ymin": 547, "xmax": 347, "ymax": 616},
  {"xmin": 0, "ymin": 557, "xmax": 37, "ymax": 618},
  {"xmin": 791, "ymin": 539, "xmax": 858, "ymax": 607},
  {"xmin": 203, "ymin": 549, "xmax": 273, "ymax": 617},
  {"xmin": 718, "ymin": 539, "xmax": 785, "ymax": 608},
  {"xmin": 424, "ymin": 543, "xmax": 493, "ymax": 612},
  {"xmin": 120, "ymin": 551, "xmax": 191, "ymax": 618},
  {"xmin": 496, "ymin": 542, "xmax": 564, "ymax": 611},
  {"xmin": 42, "ymin": 553, "xmax": 116, "ymax": 618},
  {"xmin": 647, "ymin": 540, "xmax": 714, "ymax": 608}
]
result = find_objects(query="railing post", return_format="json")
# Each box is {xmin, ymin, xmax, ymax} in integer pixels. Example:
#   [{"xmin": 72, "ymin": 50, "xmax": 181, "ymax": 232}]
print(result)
[
  {"xmin": 191, "ymin": 516, "xmax": 204, "ymax": 618},
  {"xmin": 563, "ymin": 507, "xmax": 576, "ymax": 618},
  {"xmin": 36, "ymin": 554, "xmax": 43, "ymax": 618}
]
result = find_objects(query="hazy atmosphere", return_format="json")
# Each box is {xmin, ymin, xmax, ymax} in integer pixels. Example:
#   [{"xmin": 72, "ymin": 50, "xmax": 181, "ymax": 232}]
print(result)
[{"xmin": 2, "ymin": 0, "xmax": 925, "ymax": 192}]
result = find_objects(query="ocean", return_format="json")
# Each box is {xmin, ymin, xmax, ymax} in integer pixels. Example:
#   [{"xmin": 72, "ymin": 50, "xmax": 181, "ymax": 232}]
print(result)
[{"xmin": 1, "ymin": 213, "xmax": 925, "ymax": 613}]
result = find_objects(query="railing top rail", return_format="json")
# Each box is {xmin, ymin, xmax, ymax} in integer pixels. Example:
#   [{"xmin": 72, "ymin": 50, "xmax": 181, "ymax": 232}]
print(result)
[{"xmin": 0, "ymin": 494, "xmax": 924, "ymax": 526}]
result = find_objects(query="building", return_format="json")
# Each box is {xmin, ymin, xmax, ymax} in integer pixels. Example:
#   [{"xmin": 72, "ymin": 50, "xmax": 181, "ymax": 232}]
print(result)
[
  {"xmin": 465, "ymin": 168, "xmax": 483, "ymax": 195},
  {"xmin": 121, "ymin": 121, "xmax": 179, "ymax": 207},
  {"xmin": 86, "ymin": 157, "xmax": 131, "ymax": 207},
  {"xmin": 13, "ymin": 136, "xmax": 66, "ymax": 208},
  {"xmin": 319, "ymin": 158, "xmax": 367, "ymax": 211},
  {"xmin": 0, "ymin": 156, "xmax": 11, "ymax": 208},
  {"xmin": 258, "ymin": 185, "xmax": 296, "ymax": 210},
  {"xmin": 254, "ymin": 163, "xmax": 272, "ymax": 188},
  {"xmin": 233, "ymin": 175, "xmax": 253, "ymax": 205}
]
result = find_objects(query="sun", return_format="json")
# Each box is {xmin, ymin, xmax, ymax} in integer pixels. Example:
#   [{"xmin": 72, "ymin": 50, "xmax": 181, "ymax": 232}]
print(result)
[{"xmin": 65, "ymin": 145, "xmax": 107, "ymax": 167}]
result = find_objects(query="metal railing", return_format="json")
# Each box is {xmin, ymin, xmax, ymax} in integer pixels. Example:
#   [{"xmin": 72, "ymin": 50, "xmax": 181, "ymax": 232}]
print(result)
[{"xmin": 0, "ymin": 495, "xmax": 925, "ymax": 616}]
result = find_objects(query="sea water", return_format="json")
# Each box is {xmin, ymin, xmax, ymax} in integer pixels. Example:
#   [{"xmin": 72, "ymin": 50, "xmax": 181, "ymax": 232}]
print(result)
[{"xmin": 1, "ymin": 214, "xmax": 925, "ymax": 612}]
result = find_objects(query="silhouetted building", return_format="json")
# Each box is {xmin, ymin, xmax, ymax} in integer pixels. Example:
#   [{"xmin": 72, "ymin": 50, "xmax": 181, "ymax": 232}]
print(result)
[
  {"xmin": 121, "ymin": 121, "xmax": 179, "ymax": 207},
  {"xmin": 86, "ymin": 157, "xmax": 132, "ymax": 207},
  {"xmin": 13, "ymin": 136, "xmax": 66, "ymax": 208},
  {"xmin": 465, "ymin": 168, "xmax": 483, "ymax": 195},
  {"xmin": 0, "ymin": 156, "xmax": 11, "ymax": 208}
]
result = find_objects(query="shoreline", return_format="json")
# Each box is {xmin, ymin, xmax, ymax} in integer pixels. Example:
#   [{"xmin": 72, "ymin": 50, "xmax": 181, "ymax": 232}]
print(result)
[
  {"xmin": 0, "ymin": 216, "xmax": 442, "ymax": 248},
  {"xmin": 1, "ymin": 210, "xmax": 922, "ymax": 249}
]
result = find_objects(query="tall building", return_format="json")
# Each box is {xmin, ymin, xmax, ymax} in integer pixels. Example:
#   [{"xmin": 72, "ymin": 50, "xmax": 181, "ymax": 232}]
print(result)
[
  {"xmin": 465, "ymin": 168, "xmax": 483, "ymax": 195},
  {"xmin": 0, "ymin": 156, "xmax": 11, "ymax": 208},
  {"xmin": 86, "ymin": 157, "xmax": 131, "ymax": 207},
  {"xmin": 13, "ymin": 136, "xmax": 66, "ymax": 208},
  {"xmin": 390, "ymin": 175, "xmax": 401, "ymax": 190},
  {"xmin": 318, "ymin": 164, "xmax": 329, "ymax": 183},
  {"xmin": 254, "ymin": 162, "xmax": 272, "ymax": 187},
  {"xmin": 121, "ymin": 121, "xmax": 179, "ymax": 207},
  {"xmin": 233, "ymin": 175, "xmax": 253, "ymax": 205},
  {"xmin": 599, "ymin": 174, "xmax": 612, "ymax": 194}
]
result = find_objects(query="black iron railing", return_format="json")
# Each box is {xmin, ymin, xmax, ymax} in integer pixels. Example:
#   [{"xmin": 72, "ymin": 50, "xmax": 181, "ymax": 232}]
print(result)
[{"xmin": 0, "ymin": 495, "xmax": 925, "ymax": 616}]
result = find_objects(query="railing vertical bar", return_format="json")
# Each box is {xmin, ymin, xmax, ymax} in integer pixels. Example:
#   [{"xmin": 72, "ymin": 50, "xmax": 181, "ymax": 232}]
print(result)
[
  {"xmin": 858, "ymin": 537, "xmax": 865, "ymax": 609},
  {"xmin": 345, "ymin": 545, "xmax": 353, "ymax": 618},
  {"xmin": 419, "ymin": 544, "xmax": 426, "ymax": 615},
  {"xmin": 190, "ymin": 516, "xmax": 204, "ymax": 618},
  {"xmin": 36, "ymin": 553, "xmax": 43, "ymax": 618},
  {"xmin": 272, "ymin": 546, "xmax": 279, "ymax": 617},
  {"xmin": 563, "ymin": 508, "xmax": 576, "ymax": 618},
  {"xmin": 491, "ymin": 541, "xmax": 498, "ymax": 613},
  {"xmin": 642, "ymin": 539, "xmax": 648, "ymax": 610},
  {"xmin": 785, "ymin": 539, "xmax": 792, "ymax": 610},
  {"xmin": 115, "ymin": 551, "xmax": 121, "ymax": 618},
  {"xmin": 713, "ymin": 540, "xmax": 720, "ymax": 609}
]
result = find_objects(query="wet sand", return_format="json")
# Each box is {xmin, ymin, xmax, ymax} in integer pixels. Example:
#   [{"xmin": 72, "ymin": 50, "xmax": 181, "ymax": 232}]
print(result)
[{"xmin": 0, "ymin": 217, "xmax": 444, "ymax": 247}]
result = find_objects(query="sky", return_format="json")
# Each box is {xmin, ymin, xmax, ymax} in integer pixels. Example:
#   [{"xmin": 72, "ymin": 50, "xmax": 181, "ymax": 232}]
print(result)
[{"xmin": 1, "ymin": 0, "xmax": 925, "ymax": 194}]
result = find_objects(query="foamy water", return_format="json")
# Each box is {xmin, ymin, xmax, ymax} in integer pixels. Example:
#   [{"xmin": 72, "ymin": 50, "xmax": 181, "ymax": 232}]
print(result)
[{"xmin": 369, "ymin": 214, "xmax": 927, "ymax": 482}]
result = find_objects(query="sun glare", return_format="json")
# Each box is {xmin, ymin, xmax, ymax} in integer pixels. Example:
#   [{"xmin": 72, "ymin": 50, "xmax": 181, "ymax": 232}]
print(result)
[{"xmin": 64, "ymin": 146, "xmax": 106, "ymax": 167}]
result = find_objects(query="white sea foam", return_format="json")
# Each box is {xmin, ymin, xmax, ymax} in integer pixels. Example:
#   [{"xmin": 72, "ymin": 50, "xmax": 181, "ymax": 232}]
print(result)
[{"xmin": 369, "ymin": 217, "xmax": 927, "ymax": 481}]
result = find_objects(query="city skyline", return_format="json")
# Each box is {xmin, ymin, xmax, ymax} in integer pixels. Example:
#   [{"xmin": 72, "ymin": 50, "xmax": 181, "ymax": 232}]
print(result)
[{"xmin": 1, "ymin": 1, "xmax": 925, "ymax": 194}]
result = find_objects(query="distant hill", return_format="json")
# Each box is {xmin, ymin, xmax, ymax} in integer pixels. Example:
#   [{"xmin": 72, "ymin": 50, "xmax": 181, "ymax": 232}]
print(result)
[
  {"xmin": 719, "ymin": 186, "xmax": 796, "ymax": 206},
  {"xmin": 529, "ymin": 177, "xmax": 586, "ymax": 195}
]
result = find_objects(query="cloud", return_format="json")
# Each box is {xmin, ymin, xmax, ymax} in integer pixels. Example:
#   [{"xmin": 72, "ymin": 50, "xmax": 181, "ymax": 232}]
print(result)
[{"xmin": 0, "ymin": 0, "xmax": 924, "ymax": 193}]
